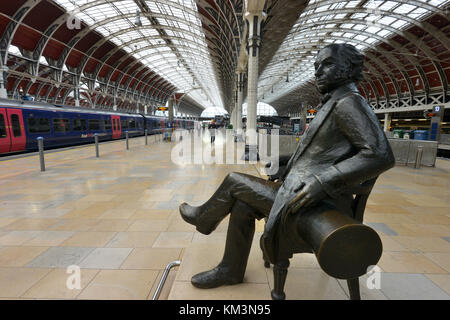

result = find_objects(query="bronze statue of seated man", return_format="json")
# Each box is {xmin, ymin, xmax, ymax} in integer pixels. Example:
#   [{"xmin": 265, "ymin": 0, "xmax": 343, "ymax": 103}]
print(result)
[{"xmin": 179, "ymin": 43, "xmax": 395, "ymax": 289}]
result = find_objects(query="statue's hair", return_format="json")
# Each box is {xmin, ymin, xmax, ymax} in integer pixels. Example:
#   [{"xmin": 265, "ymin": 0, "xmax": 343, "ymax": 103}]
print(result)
[{"xmin": 323, "ymin": 43, "xmax": 364, "ymax": 83}]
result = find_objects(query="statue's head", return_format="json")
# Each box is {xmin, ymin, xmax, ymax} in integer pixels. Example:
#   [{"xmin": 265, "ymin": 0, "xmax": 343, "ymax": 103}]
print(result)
[{"xmin": 314, "ymin": 43, "xmax": 364, "ymax": 94}]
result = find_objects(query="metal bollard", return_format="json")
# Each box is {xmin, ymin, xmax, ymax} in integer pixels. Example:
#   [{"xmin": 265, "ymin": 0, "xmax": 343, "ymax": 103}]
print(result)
[
  {"xmin": 415, "ymin": 146, "xmax": 423, "ymax": 169},
  {"xmin": 37, "ymin": 137, "xmax": 45, "ymax": 172},
  {"xmin": 126, "ymin": 131, "xmax": 129, "ymax": 150},
  {"xmin": 145, "ymin": 129, "xmax": 148, "ymax": 145},
  {"xmin": 94, "ymin": 133, "xmax": 99, "ymax": 158}
]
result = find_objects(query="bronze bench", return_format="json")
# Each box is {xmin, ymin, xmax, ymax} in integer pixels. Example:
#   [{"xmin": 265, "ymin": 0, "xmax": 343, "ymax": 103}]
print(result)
[{"xmin": 261, "ymin": 161, "xmax": 381, "ymax": 300}]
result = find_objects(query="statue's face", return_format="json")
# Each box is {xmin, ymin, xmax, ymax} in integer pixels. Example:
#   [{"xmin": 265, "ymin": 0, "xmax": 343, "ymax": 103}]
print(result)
[{"xmin": 314, "ymin": 46, "xmax": 347, "ymax": 94}]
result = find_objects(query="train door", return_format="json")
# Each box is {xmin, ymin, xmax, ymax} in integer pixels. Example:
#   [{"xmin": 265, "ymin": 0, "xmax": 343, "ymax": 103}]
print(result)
[
  {"xmin": 111, "ymin": 115, "xmax": 121, "ymax": 139},
  {"xmin": 5, "ymin": 109, "xmax": 26, "ymax": 152},
  {"xmin": 0, "ymin": 108, "xmax": 9, "ymax": 153}
]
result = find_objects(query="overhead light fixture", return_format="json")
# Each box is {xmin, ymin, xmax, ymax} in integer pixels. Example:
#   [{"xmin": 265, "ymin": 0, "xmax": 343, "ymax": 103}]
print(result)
[
  {"xmin": 415, "ymin": 78, "xmax": 420, "ymax": 86},
  {"xmin": 135, "ymin": 10, "xmax": 142, "ymax": 27}
]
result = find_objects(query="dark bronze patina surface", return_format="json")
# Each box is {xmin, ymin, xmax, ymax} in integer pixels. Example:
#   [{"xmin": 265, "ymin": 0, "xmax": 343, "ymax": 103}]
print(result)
[{"xmin": 179, "ymin": 43, "xmax": 395, "ymax": 299}]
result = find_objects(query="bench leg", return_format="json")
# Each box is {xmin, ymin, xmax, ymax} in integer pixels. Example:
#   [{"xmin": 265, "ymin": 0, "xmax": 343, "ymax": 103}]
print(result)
[
  {"xmin": 271, "ymin": 260, "xmax": 289, "ymax": 300},
  {"xmin": 262, "ymin": 251, "xmax": 270, "ymax": 268},
  {"xmin": 347, "ymin": 278, "xmax": 361, "ymax": 300},
  {"xmin": 260, "ymin": 235, "xmax": 270, "ymax": 268}
]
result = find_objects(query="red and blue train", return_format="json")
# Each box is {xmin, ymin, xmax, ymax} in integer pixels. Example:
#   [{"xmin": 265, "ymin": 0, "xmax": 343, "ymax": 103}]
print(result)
[{"xmin": 0, "ymin": 98, "xmax": 196, "ymax": 155}]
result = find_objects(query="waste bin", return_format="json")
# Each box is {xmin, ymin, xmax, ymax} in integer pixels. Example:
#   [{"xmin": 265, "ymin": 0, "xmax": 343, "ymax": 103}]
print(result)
[
  {"xmin": 403, "ymin": 130, "xmax": 414, "ymax": 139},
  {"xmin": 393, "ymin": 129, "xmax": 404, "ymax": 139},
  {"xmin": 414, "ymin": 130, "xmax": 428, "ymax": 140}
]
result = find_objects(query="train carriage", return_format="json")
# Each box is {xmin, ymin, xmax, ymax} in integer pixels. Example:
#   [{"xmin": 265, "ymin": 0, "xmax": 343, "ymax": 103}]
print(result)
[{"xmin": 0, "ymin": 98, "xmax": 198, "ymax": 155}]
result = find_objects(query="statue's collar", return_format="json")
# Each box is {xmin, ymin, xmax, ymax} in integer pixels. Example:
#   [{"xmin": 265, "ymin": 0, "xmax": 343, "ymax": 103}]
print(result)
[{"xmin": 320, "ymin": 82, "xmax": 359, "ymax": 105}]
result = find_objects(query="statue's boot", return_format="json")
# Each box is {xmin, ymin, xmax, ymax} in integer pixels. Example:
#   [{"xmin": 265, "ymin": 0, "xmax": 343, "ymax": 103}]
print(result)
[
  {"xmin": 180, "ymin": 172, "xmax": 276, "ymax": 235},
  {"xmin": 191, "ymin": 200, "xmax": 256, "ymax": 289},
  {"xmin": 179, "ymin": 173, "xmax": 241, "ymax": 235},
  {"xmin": 179, "ymin": 201, "xmax": 228, "ymax": 235}
]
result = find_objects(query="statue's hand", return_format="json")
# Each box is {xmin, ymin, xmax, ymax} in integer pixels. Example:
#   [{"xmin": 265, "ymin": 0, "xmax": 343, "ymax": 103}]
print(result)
[{"xmin": 282, "ymin": 176, "xmax": 326, "ymax": 226}]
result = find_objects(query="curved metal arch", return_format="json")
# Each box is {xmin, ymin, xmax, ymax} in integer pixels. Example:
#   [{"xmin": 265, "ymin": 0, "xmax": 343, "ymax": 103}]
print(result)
[
  {"xmin": 31, "ymin": 12, "xmax": 74, "ymax": 76},
  {"xmin": 121, "ymin": 68, "xmax": 157, "ymax": 97},
  {"xmin": 77, "ymin": 0, "xmax": 199, "ymax": 22},
  {"xmin": 365, "ymin": 53, "xmax": 400, "ymax": 99},
  {"xmin": 108, "ymin": 58, "xmax": 147, "ymax": 89},
  {"xmin": 195, "ymin": 1, "xmax": 240, "ymax": 55},
  {"xmin": 0, "ymin": 0, "xmax": 42, "ymax": 65},
  {"xmin": 267, "ymin": 21, "xmax": 430, "ymax": 96},
  {"xmin": 80, "ymin": 43, "xmax": 209, "ymax": 83},
  {"xmin": 375, "ymin": 76, "xmax": 390, "ymax": 102},
  {"xmin": 143, "ymin": 75, "xmax": 172, "ymax": 100},
  {"xmin": 81, "ymin": 12, "xmax": 204, "ymax": 37},
  {"xmin": 86, "ymin": 18, "xmax": 234, "ymax": 73},
  {"xmin": 141, "ymin": 76, "xmax": 169, "ymax": 100},
  {"xmin": 146, "ymin": 67, "xmax": 202, "ymax": 88},
  {"xmin": 135, "ymin": 73, "xmax": 162, "ymax": 98},
  {"xmin": 79, "ymin": 48, "xmax": 179, "ymax": 98},
  {"xmin": 295, "ymin": 6, "xmax": 450, "ymax": 50},
  {"xmin": 291, "ymin": 17, "xmax": 443, "ymax": 61},
  {"xmin": 264, "ymin": 38, "xmax": 403, "ymax": 97},
  {"xmin": 154, "ymin": 79, "xmax": 174, "ymax": 100},
  {"xmin": 91, "ymin": 34, "xmax": 210, "ymax": 82},
  {"xmin": 131, "ymin": 69, "xmax": 159, "ymax": 94},
  {"xmin": 56, "ymin": 22, "xmax": 215, "ymax": 83},
  {"xmin": 93, "ymin": 37, "xmax": 214, "ymax": 91},
  {"xmin": 267, "ymin": 35, "xmax": 416, "ymax": 100},
  {"xmin": 130, "ymin": 69, "xmax": 162, "ymax": 96},
  {"xmin": 157, "ymin": 85, "xmax": 177, "ymax": 102},
  {"xmin": 286, "ymin": 26, "xmax": 431, "ymax": 91},
  {"xmin": 367, "ymin": 78, "xmax": 380, "ymax": 103},
  {"xmin": 100, "ymin": 59, "xmax": 166, "ymax": 98},
  {"xmin": 300, "ymin": 0, "xmax": 447, "ymax": 20},
  {"xmin": 359, "ymin": 80, "xmax": 372, "ymax": 102}
]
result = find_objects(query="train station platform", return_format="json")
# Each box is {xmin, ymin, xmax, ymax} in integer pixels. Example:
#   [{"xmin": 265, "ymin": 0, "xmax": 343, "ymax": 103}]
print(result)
[{"xmin": 0, "ymin": 133, "xmax": 449, "ymax": 300}]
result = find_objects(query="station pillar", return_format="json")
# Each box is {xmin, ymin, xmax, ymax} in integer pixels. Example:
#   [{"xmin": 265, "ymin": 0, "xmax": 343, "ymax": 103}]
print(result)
[
  {"xmin": 168, "ymin": 97, "xmax": 174, "ymax": 123},
  {"xmin": 236, "ymin": 71, "xmax": 244, "ymax": 141},
  {"xmin": 0, "ymin": 65, "xmax": 8, "ymax": 99},
  {"xmin": 300, "ymin": 103, "xmax": 307, "ymax": 133},
  {"xmin": 74, "ymin": 85, "xmax": 80, "ymax": 107},
  {"xmin": 244, "ymin": 9, "xmax": 266, "ymax": 159},
  {"xmin": 384, "ymin": 113, "xmax": 391, "ymax": 132},
  {"xmin": 113, "ymin": 94, "xmax": 118, "ymax": 111}
]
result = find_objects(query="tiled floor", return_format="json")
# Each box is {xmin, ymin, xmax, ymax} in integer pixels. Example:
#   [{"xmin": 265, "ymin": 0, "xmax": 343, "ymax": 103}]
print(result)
[{"xmin": 0, "ymin": 132, "xmax": 449, "ymax": 300}]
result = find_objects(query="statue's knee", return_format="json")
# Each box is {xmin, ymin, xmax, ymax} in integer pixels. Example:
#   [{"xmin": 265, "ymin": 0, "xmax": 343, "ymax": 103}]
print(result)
[{"xmin": 226, "ymin": 172, "xmax": 239, "ymax": 183}]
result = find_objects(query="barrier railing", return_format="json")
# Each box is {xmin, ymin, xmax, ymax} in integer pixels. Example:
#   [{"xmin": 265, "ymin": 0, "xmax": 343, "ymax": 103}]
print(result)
[{"xmin": 152, "ymin": 260, "xmax": 181, "ymax": 300}]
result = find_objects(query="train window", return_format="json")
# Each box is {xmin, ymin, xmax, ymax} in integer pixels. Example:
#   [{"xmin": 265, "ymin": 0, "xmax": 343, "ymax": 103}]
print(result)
[
  {"xmin": 11, "ymin": 114, "xmax": 22, "ymax": 137},
  {"xmin": 104, "ymin": 119, "xmax": 111, "ymax": 131},
  {"xmin": 128, "ymin": 119, "xmax": 136, "ymax": 129},
  {"xmin": 121, "ymin": 119, "xmax": 128, "ymax": 129},
  {"xmin": 0, "ymin": 114, "xmax": 6, "ymax": 137},
  {"xmin": 113, "ymin": 119, "xmax": 117, "ymax": 131},
  {"xmin": 72, "ymin": 119, "xmax": 87, "ymax": 131},
  {"xmin": 88, "ymin": 119, "xmax": 100, "ymax": 131},
  {"xmin": 53, "ymin": 118, "xmax": 70, "ymax": 133},
  {"xmin": 28, "ymin": 118, "xmax": 50, "ymax": 133}
]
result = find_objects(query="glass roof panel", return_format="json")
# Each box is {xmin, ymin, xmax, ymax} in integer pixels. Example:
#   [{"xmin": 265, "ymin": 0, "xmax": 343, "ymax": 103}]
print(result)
[
  {"xmin": 259, "ymin": 0, "xmax": 448, "ymax": 105},
  {"xmin": 53, "ymin": 0, "xmax": 222, "ymax": 109}
]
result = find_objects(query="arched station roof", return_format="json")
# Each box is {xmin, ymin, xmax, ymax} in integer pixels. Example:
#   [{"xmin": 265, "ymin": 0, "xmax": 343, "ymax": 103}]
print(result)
[
  {"xmin": 0, "ymin": 0, "xmax": 449, "ymax": 116},
  {"xmin": 261, "ymin": 0, "xmax": 450, "ymax": 115}
]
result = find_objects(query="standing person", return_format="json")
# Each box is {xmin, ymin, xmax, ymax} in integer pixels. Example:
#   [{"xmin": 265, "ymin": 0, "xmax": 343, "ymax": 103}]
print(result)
[
  {"xmin": 208, "ymin": 120, "xmax": 216, "ymax": 144},
  {"xmin": 179, "ymin": 43, "xmax": 395, "ymax": 289}
]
